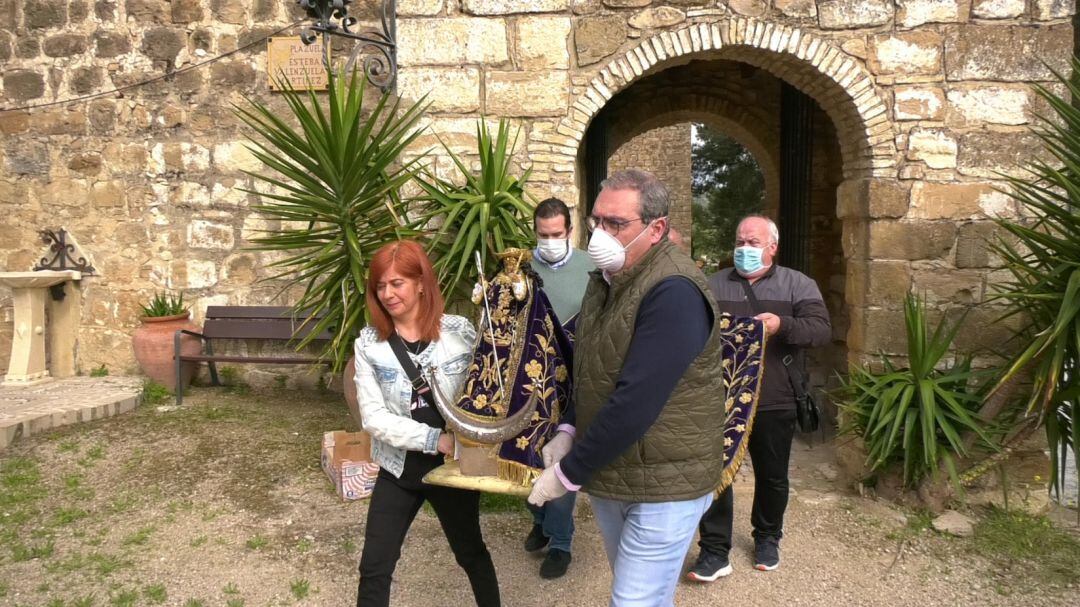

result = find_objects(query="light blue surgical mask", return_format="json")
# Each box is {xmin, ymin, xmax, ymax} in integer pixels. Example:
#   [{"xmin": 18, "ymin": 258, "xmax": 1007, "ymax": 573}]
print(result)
[{"xmin": 734, "ymin": 245, "xmax": 766, "ymax": 275}]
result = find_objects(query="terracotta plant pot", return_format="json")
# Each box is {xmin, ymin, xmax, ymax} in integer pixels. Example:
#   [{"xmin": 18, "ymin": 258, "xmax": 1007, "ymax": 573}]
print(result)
[{"xmin": 132, "ymin": 312, "xmax": 201, "ymax": 392}]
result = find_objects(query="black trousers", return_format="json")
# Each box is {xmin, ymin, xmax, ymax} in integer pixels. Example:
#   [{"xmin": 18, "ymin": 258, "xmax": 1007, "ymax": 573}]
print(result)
[
  {"xmin": 699, "ymin": 408, "xmax": 797, "ymax": 556},
  {"xmin": 357, "ymin": 466, "xmax": 501, "ymax": 607}
]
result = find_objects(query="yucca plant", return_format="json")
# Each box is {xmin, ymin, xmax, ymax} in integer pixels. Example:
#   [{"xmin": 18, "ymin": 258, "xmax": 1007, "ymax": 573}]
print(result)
[
  {"xmin": 414, "ymin": 119, "xmax": 537, "ymax": 299},
  {"xmin": 837, "ymin": 294, "xmax": 996, "ymax": 488},
  {"xmin": 990, "ymin": 57, "xmax": 1080, "ymax": 507},
  {"xmin": 235, "ymin": 69, "xmax": 428, "ymax": 371}
]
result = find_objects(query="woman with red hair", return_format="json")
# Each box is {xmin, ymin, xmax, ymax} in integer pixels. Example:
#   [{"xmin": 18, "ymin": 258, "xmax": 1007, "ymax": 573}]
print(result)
[{"xmin": 351, "ymin": 240, "xmax": 500, "ymax": 607}]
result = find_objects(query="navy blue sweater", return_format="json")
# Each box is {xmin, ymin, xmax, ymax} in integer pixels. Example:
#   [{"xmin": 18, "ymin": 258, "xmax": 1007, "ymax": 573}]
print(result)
[{"xmin": 559, "ymin": 276, "xmax": 713, "ymax": 487}]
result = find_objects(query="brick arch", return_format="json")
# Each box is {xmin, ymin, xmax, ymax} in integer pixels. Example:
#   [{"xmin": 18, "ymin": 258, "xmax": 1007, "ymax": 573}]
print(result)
[{"xmin": 531, "ymin": 17, "xmax": 894, "ymax": 181}]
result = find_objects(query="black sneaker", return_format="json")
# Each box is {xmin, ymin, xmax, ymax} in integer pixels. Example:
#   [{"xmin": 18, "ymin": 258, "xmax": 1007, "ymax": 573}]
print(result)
[
  {"xmin": 754, "ymin": 538, "xmax": 780, "ymax": 571},
  {"xmin": 686, "ymin": 550, "xmax": 733, "ymax": 582},
  {"xmin": 524, "ymin": 524, "xmax": 549, "ymax": 553},
  {"xmin": 540, "ymin": 548, "xmax": 572, "ymax": 579}
]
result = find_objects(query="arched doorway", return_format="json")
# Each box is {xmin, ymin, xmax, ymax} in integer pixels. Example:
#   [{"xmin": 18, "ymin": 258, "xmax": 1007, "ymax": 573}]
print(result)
[{"xmin": 535, "ymin": 18, "xmax": 898, "ymax": 391}]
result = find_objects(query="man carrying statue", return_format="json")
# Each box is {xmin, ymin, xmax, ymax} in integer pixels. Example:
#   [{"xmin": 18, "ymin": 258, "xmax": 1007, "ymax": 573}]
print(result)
[{"xmin": 527, "ymin": 169, "xmax": 765, "ymax": 605}]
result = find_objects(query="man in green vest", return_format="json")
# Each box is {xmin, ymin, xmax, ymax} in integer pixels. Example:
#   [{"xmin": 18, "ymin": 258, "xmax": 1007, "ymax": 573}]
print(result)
[
  {"xmin": 528, "ymin": 169, "xmax": 726, "ymax": 605},
  {"xmin": 523, "ymin": 197, "xmax": 595, "ymax": 580}
]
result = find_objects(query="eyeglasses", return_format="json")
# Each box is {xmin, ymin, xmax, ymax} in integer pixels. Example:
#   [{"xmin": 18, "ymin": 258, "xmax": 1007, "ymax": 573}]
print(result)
[{"xmin": 587, "ymin": 215, "xmax": 645, "ymax": 235}]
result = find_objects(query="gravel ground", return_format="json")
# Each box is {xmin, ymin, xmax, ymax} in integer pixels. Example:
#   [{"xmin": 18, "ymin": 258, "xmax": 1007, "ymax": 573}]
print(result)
[{"xmin": 0, "ymin": 389, "xmax": 1077, "ymax": 607}]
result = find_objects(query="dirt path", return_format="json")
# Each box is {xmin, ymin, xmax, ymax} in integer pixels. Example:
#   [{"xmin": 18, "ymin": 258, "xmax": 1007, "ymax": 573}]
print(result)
[{"xmin": 0, "ymin": 389, "xmax": 1076, "ymax": 607}]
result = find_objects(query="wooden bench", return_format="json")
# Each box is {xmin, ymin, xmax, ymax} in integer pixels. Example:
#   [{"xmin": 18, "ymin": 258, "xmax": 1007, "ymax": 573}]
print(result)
[{"xmin": 173, "ymin": 306, "xmax": 334, "ymax": 405}]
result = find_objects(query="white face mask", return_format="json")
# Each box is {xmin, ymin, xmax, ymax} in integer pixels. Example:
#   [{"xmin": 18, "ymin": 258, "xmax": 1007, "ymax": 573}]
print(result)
[
  {"xmin": 536, "ymin": 238, "xmax": 570, "ymax": 263},
  {"xmin": 587, "ymin": 221, "xmax": 654, "ymax": 273}
]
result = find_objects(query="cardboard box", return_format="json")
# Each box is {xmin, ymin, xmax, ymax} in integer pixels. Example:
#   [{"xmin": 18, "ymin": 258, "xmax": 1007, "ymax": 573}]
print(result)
[{"xmin": 322, "ymin": 431, "xmax": 379, "ymax": 501}]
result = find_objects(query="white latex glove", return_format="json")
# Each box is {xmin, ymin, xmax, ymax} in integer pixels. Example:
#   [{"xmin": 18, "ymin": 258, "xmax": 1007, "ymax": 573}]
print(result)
[
  {"xmin": 527, "ymin": 466, "xmax": 569, "ymax": 507},
  {"xmin": 541, "ymin": 431, "xmax": 574, "ymax": 468}
]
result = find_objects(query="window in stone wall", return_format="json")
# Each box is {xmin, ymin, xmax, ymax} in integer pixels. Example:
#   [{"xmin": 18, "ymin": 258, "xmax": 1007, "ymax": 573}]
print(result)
[{"xmin": 691, "ymin": 124, "xmax": 765, "ymax": 271}]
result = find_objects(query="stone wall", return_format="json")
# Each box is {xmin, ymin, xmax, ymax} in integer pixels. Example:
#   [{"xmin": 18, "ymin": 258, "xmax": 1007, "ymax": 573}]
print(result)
[
  {"xmin": 0, "ymin": 1, "xmax": 314, "ymax": 375},
  {"xmin": 1, "ymin": 1, "xmax": 1075, "ymax": 376},
  {"xmin": 607, "ymin": 123, "xmax": 693, "ymax": 240},
  {"xmin": 393, "ymin": 0, "xmax": 1072, "ymax": 366}
]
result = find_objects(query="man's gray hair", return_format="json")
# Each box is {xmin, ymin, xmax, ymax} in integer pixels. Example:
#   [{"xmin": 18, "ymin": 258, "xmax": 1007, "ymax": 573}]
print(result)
[
  {"xmin": 738, "ymin": 214, "xmax": 780, "ymax": 245},
  {"xmin": 600, "ymin": 169, "xmax": 670, "ymax": 225}
]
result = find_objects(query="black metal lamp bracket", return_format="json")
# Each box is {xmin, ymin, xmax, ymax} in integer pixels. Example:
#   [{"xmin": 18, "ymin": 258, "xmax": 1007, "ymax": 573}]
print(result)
[
  {"xmin": 32, "ymin": 228, "xmax": 95, "ymax": 301},
  {"xmin": 296, "ymin": 0, "xmax": 398, "ymax": 92}
]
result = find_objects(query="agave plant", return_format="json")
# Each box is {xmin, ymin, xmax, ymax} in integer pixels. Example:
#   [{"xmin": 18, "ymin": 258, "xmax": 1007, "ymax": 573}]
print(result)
[
  {"xmin": 414, "ymin": 119, "xmax": 537, "ymax": 299},
  {"xmin": 139, "ymin": 292, "xmax": 187, "ymax": 318},
  {"xmin": 235, "ymin": 69, "xmax": 428, "ymax": 371},
  {"xmin": 990, "ymin": 57, "xmax": 1080, "ymax": 505},
  {"xmin": 837, "ymin": 294, "xmax": 996, "ymax": 488}
]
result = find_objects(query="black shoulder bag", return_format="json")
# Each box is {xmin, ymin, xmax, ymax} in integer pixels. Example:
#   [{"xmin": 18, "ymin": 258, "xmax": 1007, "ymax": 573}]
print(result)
[
  {"xmin": 735, "ymin": 277, "xmax": 821, "ymax": 434},
  {"xmin": 387, "ymin": 334, "xmax": 436, "ymax": 408}
]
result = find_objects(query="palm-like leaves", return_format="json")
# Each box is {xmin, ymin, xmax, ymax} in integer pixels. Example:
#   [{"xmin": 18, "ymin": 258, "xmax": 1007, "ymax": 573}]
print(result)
[
  {"xmin": 414, "ymin": 119, "xmax": 536, "ymax": 299},
  {"xmin": 990, "ymin": 57, "xmax": 1080, "ymax": 503},
  {"xmin": 837, "ymin": 295, "xmax": 995, "ymax": 487},
  {"xmin": 234, "ymin": 69, "xmax": 428, "ymax": 371}
]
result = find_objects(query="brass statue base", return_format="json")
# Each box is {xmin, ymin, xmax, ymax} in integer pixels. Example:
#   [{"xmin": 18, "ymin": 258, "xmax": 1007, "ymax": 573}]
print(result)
[{"xmin": 422, "ymin": 460, "xmax": 531, "ymax": 497}]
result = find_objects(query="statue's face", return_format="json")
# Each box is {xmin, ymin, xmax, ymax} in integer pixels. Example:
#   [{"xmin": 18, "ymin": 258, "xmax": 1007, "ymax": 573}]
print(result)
[{"xmin": 376, "ymin": 264, "xmax": 423, "ymax": 323}]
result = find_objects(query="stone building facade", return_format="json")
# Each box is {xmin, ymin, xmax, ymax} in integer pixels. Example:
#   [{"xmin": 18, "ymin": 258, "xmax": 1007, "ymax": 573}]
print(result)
[{"xmin": 0, "ymin": 1, "xmax": 1074, "ymax": 382}]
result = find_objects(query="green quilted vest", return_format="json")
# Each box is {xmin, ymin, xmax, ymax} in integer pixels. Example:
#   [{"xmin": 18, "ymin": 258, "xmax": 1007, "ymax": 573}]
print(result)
[{"xmin": 573, "ymin": 240, "xmax": 725, "ymax": 502}]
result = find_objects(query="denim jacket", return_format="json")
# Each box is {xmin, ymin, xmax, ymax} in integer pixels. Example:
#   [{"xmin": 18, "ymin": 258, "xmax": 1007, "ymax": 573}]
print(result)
[{"xmin": 352, "ymin": 314, "xmax": 476, "ymax": 478}]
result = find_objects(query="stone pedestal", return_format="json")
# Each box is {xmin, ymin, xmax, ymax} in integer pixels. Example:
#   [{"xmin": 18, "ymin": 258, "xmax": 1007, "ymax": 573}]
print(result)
[
  {"xmin": 0, "ymin": 271, "xmax": 81, "ymax": 386},
  {"xmin": 49, "ymin": 280, "xmax": 80, "ymax": 379}
]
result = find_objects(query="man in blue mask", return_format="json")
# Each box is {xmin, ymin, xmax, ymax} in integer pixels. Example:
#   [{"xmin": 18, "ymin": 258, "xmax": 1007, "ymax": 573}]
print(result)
[{"xmin": 687, "ymin": 215, "xmax": 832, "ymax": 581}]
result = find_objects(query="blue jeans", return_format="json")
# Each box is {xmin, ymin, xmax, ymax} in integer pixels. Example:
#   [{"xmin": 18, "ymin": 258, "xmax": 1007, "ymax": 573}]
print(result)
[
  {"xmin": 590, "ymin": 493, "xmax": 713, "ymax": 607},
  {"xmin": 527, "ymin": 490, "xmax": 577, "ymax": 552}
]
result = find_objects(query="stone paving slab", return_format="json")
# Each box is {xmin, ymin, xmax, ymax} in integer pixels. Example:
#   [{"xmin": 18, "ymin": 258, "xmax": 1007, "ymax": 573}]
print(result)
[{"xmin": 0, "ymin": 376, "xmax": 143, "ymax": 450}]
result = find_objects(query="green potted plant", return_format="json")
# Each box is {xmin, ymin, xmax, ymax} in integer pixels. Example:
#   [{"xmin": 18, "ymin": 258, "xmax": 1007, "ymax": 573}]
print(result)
[{"xmin": 132, "ymin": 292, "xmax": 200, "ymax": 392}]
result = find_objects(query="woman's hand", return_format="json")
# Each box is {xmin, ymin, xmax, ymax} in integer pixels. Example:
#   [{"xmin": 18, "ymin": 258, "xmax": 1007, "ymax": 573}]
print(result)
[{"xmin": 437, "ymin": 432, "xmax": 455, "ymax": 455}]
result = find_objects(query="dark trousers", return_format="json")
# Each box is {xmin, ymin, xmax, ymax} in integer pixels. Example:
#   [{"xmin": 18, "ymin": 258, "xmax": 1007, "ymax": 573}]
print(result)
[
  {"xmin": 357, "ymin": 468, "xmax": 501, "ymax": 607},
  {"xmin": 698, "ymin": 408, "xmax": 797, "ymax": 556}
]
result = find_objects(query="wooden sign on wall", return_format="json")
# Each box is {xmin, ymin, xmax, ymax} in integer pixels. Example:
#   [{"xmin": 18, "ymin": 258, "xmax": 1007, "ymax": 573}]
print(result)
[{"xmin": 267, "ymin": 36, "xmax": 328, "ymax": 91}]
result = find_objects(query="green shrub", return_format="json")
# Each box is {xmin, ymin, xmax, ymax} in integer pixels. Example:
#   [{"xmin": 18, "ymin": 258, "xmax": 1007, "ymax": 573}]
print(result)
[
  {"xmin": 990, "ymin": 56, "xmax": 1080, "ymax": 505},
  {"xmin": 245, "ymin": 535, "xmax": 268, "ymax": 550},
  {"xmin": 289, "ymin": 579, "xmax": 310, "ymax": 600},
  {"xmin": 141, "ymin": 380, "xmax": 171, "ymax": 405},
  {"xmin": 836, "ymin": 294, "xmax": 996, "ymax": 487}
]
